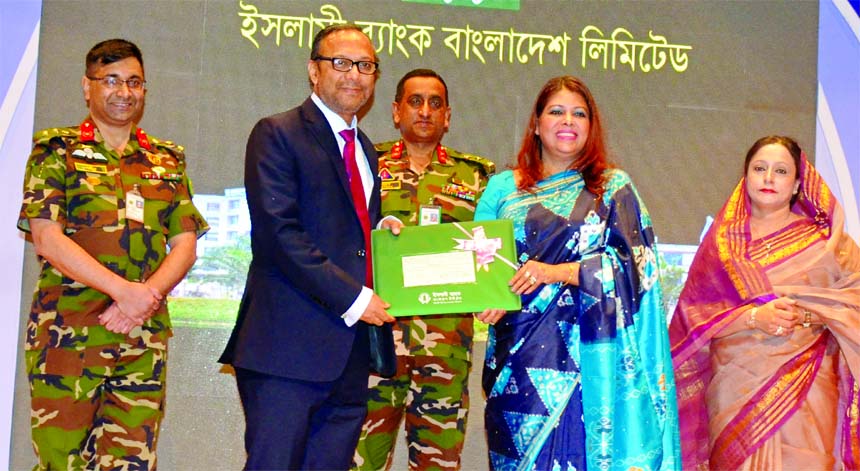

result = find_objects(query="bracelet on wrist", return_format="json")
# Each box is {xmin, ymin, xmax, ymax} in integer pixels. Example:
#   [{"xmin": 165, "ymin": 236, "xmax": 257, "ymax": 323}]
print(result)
[
  {"xmin": 566, "ymin": 263, "xmax": 576, "ymax": 285},
  {"xmin": 746, "ymin": 307, "xmax": 758, "ymax": 329}
]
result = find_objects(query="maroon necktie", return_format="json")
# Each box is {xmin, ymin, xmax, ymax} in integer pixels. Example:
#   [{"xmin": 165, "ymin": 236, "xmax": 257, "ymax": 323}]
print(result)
[{"xmin": 339, "ymin": 128, "xmax": 373, "ymax": 288}]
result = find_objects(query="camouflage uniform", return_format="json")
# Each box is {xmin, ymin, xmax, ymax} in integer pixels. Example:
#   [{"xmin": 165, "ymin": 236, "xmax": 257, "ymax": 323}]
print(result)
[
  {"xmin": 353, "ymin": 140, "xmax": 493, "ymax": 471},
  {"xmin": 18, "ymin": 118, "xmax": 208, "ymax": 471}
]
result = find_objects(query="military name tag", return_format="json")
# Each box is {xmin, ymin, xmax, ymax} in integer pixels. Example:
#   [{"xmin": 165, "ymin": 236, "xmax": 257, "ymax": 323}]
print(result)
[
  {"xmin": 379, "ymin": 168, "xmax": 401, "ymax": 191},
  {"xmin": 381, "ymin": 180, "xmax": 401, "ymax": 190},
  {"xmin": 74, "ymin": 162, "xmax": 108, "ymax": 174}
]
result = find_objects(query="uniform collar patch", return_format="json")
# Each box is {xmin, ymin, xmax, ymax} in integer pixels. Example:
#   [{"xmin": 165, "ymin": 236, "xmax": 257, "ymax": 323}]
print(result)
[
  {"xmin": 435, "ymin": 144, "xmax": 448, "ymax": 164},
  {"xmin": 390, "ymin": 140, "xmax": 449, "ymax": 165},
  {"xmin": 80, "ymin": 119, "xmax": 96, "ymax": 142},
  {"xmin": 136, "ymin": 127, "xmax": 152, "ymax": 150}
]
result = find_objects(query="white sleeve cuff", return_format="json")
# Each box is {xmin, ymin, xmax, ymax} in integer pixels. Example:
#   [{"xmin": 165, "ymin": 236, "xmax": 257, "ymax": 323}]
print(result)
[
  {"xmin": 376, "ymin": 215, "xmax": 402, "ymax": 229},
  {"xmin": 342, "ymin": 286, "xmax": 373, "ymax": 326}
]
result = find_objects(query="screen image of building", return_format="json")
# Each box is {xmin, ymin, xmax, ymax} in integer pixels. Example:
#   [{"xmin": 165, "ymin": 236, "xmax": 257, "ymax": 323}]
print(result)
[{"xmin": 173, "ymin": 187, "xmax": 251, "ymax": 299}]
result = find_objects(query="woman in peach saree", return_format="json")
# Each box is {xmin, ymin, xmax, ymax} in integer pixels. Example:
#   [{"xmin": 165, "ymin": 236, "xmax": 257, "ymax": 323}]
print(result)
[{"xmin": 669, "ymin": 136, "xmax": 860, "ymax": 470}]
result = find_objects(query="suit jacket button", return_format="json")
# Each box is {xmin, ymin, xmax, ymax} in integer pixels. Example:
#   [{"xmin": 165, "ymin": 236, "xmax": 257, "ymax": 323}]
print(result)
[{"xmin": 357, "ymin": 249, "xmax": 366, "ymax": 257}]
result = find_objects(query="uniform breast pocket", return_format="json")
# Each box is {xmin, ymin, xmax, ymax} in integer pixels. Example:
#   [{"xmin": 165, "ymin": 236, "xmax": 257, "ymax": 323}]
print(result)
[
  {"xmin": 139, "ymin": 180, "xmax": 179, "ymax": 233},
  {"xmin": 66, "ymin": 171, "xmax": 118, "ymax": 228},
  {"xmin": 383, "ymin": 188, "xmax": 418, "ymax": 216}
]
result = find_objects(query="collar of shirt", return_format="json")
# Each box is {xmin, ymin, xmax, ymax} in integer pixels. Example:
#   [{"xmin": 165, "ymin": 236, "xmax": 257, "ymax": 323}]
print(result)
[
  {"xmin": 309, "ymin": 93, "xmax": 373, "ymax": 205},
  {"xmin": 310, "ymin": 93, "xmax": 358, "ymax": 148}
]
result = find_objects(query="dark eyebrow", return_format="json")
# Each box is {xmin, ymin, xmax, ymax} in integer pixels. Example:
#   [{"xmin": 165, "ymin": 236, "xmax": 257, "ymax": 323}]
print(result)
[{"xmin": 103, "ymin": 73, "xmax": 143, "ymax": 79}]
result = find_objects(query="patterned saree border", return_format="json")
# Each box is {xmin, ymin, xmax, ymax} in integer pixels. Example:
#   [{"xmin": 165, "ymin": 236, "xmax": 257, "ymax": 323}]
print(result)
[
  {"xmin": 747, "ymin": 222, "xmax": 826, "ymax": 268},
  {"xmin": 842, "ymin": 377, "xmax": 860, "ymax": 469},
  {"xmin": 710, "ymin": 332, "xmax": 830, "ymax": 469},
  {"xmin": 718, "ymin": 180, "xmax": 771, "ymax": 300}
]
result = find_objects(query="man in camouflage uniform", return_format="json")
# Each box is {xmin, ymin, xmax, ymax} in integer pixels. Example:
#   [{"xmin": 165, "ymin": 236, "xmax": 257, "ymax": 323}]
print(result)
[
  {"xmin": 17, "ymin": 39, "xmax": 207, "ymax": 470},
  {"xmin": 353, "ymin": 69, "xmax": 494, "ymax": 471}
]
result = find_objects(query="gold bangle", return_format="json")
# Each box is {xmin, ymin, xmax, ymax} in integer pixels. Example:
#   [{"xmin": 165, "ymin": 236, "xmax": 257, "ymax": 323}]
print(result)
[
  {"xmin": 746, "ymin": 307, "xmax": 758, "ymax": 329},
  {"xmin": 802, "ymin": 309, "xmax": 813, "ymax": 328},
  {"xmin": 566, "ymin": 263, "xmax": 576, "ymax": 285}
]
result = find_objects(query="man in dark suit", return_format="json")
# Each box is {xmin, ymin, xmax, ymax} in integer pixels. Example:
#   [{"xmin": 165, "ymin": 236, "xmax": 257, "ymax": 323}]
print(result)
[{"xmin": 219, "ymin": 24, "xmax": 398, "ymax": 470}]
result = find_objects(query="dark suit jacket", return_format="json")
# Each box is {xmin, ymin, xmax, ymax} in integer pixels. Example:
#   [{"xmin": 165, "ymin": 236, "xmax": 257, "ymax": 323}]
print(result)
[{"xmin": 220, "ymin": 98, "xmax": 386, "ymax": 382}]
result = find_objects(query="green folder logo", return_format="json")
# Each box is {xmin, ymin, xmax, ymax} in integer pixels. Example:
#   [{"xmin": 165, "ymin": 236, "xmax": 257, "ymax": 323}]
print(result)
[{"xmin": 402, "ymin": 0, "xmax": 520, "ymax": 11}]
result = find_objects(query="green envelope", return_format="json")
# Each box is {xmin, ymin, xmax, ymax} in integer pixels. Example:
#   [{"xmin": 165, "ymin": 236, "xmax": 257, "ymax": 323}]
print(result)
[{"xmin": 371, "ymin": 219, "xmax": 522, "ymax": 316}]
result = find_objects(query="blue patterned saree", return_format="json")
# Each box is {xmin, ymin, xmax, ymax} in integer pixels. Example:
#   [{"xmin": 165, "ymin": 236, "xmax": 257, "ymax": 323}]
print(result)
[{"xmin": 474, "ymin": 169, "xmax": 680, "ymax": 471}]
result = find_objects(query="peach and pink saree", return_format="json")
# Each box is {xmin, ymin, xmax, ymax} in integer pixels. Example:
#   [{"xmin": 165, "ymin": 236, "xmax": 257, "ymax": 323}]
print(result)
[{"xmin": 670, "ymin": 156, "xmax": 860, "ymax": 470}]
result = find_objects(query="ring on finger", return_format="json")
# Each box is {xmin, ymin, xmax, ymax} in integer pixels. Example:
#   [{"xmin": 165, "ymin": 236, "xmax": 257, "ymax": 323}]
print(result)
[
  {"xmin": 529, "ymin": 275, "xmax": 537, "ymax": 285},
  {"xmin": 775, "ymin": 326, "xmax": 784, "ymax": 335}
]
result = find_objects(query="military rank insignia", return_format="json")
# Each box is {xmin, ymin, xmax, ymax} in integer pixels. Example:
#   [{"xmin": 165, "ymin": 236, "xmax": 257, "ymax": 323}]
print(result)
[
  {"xmin": 141, "ymin": 171, "xmax": 183, "ymax": 182},
  {"xmin": 71, "ymin": 147, "xmax": 108, "ymax": 162},
  {"xmin": 441, "ymin": 182, "xmax": 476, "ymax": 201},
  {"xmin": 379, "ymin": 168, "xmax": 401, "ymax": 190},
  {"xmin": 146, "ymin": 152, "xmax": 163, "ymax": 165}
]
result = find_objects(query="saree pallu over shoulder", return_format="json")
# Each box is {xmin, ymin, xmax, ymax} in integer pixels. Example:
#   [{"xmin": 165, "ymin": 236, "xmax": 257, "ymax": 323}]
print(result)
[
  {"xmin": 669, "ymin": 154, "xmax": 860, "ymax": 470},
  {"xmin": 478, "ymin": 169, "xmax": 681, "ymax": 471}
]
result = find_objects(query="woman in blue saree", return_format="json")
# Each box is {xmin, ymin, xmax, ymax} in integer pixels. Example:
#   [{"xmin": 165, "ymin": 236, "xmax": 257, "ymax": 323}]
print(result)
[{"xmin": 474, "ymin": 76, "xmax": 680, "ymax": 471}]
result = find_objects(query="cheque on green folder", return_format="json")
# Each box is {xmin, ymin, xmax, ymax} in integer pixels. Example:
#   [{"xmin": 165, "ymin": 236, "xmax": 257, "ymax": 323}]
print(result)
[{"xmin": 371, "ymin": 220, "xmax": 522, "ymax": 317}]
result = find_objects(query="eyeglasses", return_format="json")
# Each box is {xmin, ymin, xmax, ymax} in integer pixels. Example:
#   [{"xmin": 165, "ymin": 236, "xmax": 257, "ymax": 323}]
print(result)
[
  {"xmin": 313, "ymin": 56, "xmax": 379, "ymax": 75},
  {"xmin": 87, "ymin": 75, "xmax": 146, "ymax": 91}
]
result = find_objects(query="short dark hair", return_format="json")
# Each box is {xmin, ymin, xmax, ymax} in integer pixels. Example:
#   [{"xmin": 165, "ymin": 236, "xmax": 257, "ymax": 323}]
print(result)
[
  {"xmin": 394, "ymin": 69, "xmax": 448, "ymax": 105},
  {"xmin": 743, "ymin": 135, "xmax": 803, "ymax": 206},
  {"xmin": 85, "ymin": 39, "xmax": 143, "ymax": 75}
]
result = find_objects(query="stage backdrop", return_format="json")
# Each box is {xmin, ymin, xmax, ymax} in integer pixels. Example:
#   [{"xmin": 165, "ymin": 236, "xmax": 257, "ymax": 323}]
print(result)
[
  {"xmin": 816, "ymin": 0, "xmax": 860, "ymax": 239},
  {"xmin": 7, "ymin": 0, "xmax": 856, "ymax": 469},
  {"xmin": 1, "ymin": 1, "xmax": 41, "ymax": 469},
  {"xmin": 25, "ymin": 0, "xmax": 820, "ymax": 244}
]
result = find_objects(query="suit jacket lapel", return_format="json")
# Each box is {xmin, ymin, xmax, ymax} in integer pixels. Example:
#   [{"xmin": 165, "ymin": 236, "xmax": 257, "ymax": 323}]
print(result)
[
  {"xmin": 300, "ymin": 98, "xmax": 353, "ymax": 200},
  {"xmin": 357, "ymin": 129, "xmax": 381, "ymax": 223},
  {"xmin": 300, "ymin": 97, "xmax": 382, "ymax": 228}
]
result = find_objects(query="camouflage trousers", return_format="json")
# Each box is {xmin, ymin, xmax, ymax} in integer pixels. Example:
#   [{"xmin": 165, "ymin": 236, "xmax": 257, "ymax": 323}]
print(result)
[
  {"xmin": 26, "ymin": 343, "xmax": 167, "ymax": 471},
  {"xmin": 352, "ymin": 355, "xmax": 471, "ymax": 471}
]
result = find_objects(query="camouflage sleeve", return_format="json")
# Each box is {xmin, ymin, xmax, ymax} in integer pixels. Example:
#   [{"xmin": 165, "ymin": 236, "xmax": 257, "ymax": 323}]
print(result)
[
  {"xmin": 18, "ymin": 135, "xmax": 68, "ymax": 234},
  {"xmin": 165, "ymin": 149, "xmax": 209, "ymax": 239},
  {"xmin": 457, "ymin": 152, "xmax": 493, "ymax": 197},
  {"xmin": 459, "ymin": 153, "xmax": 492, "ymax": 199}
]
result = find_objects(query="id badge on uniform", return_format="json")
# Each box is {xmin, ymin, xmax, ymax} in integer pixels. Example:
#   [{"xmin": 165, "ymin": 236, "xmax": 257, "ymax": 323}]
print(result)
[
  {"xmin": 126, "ymin": 185, "xmax": 145, "ymax": 223},
  {"xmin": 419, "ymin": 205, "xmax": 441, "ymax": 226}
]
